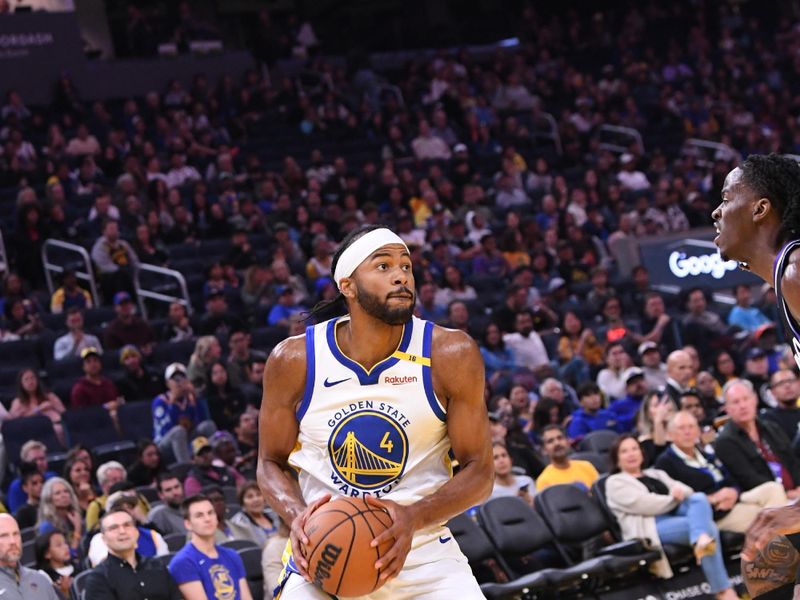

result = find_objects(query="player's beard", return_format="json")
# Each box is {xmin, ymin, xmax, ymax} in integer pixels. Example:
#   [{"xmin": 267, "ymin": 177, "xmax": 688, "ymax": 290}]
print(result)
[{"xmin": 355, "ymin": 282, "xmax": 415, "ymax": 326}]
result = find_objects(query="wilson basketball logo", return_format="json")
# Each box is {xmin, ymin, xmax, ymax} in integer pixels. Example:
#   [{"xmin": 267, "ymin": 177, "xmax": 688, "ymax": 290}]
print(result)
[
  {"xmin": 328, "ymin": 410, "xmax": 409, "ymax": 491},
  {"xmin": 313, "ymin": 543, "xmax": 343, "ymax": 586}
]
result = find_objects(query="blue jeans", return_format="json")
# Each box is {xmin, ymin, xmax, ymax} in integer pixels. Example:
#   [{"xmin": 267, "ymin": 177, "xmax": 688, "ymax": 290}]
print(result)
[{"xmin": 655, "ymin": 493, "xmax": 730, "ymax": 594}]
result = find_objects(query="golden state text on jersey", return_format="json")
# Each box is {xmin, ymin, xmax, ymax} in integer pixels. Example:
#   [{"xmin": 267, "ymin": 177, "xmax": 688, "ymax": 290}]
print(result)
[{"xmin": 288, "ymin": 316, "xmax": 453, "ymax": 503}]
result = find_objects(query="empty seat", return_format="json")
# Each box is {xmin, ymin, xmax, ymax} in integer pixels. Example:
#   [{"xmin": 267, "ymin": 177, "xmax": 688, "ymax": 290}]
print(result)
[
  {"xmin": 2, "ymin": 415, "xmax": 64, "ymax": 463},
  {"xmin": 578, "ymin": 429, "xmax": 619, "ymax": 456},
  {"xmin": 0, "ymin": 340, "xmax": 39, "ymax": 370},
  {"xmin": 62, "ymin": 406, "xmax": 120, "ymax": 448},
  {"xmin": 152, "ymin": 340, "xmax": 195, "ymax": 366},
  {"xmin": 164, "ymin": 532, "xmax": 186, "ymax": 552},
  {"xmin": 136, "ymin": 486, "xmax": 159, "ymax": 503},
  {"xmin": 478, "ymin": 496, "xmax": 595, "ymax": 594},
  {"xmin": 117, "ymin": 401, "xmax": 155, "ymax": 443},
  {"xmin": 222, "ymin": 539, "xmax": 259, "ymax": 552},
  {"xmin": 447, "ymin": 512, "xmax": 509, "ymax": 595},
  {"xmin": 570, "ymin": 451, "xmax": 609, "ymax": 475},
  {"xmin": 71, "ymin": 569, "xmax": 92, "ymax": 600},
  {"xmin": 239, "ymin": 546, "xmax": 264, "ymax": 600}
]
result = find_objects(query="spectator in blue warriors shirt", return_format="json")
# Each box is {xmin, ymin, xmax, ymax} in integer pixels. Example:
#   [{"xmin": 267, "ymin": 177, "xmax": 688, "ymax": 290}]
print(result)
[
  {"xmin": 168, "ymin": 494, "xmax": 253, "ymax": 600},
  {"xmin": 566, "ymin": 381, "xmax": 621, "ymax": 441}
]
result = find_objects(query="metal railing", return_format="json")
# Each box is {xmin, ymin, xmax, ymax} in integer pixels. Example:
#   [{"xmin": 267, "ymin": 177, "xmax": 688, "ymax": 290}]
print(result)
[
  {"xmin": 682, "ymin": 138, "xmax": 739, "ymax": 168},
  {"xmin": 531, "ymin": 111, "xmax": 562, "ymax": 155},
  {"xmin": 597, "ymin": 124, "xmax": 644, "ymax": 154},
  {"xmin": 133, "ymin": 263, "xmax": 192, "ymax": 320},
  {"xmin": 41, "ymin": 239, "xmax": 100, "ymax": 307},
  {"xmin": 0, "ymin": 229, "xmax": 7, "ymax": 275}
]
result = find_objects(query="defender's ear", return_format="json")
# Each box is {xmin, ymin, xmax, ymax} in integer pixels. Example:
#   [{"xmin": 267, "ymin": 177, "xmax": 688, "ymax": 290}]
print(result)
[{"xmin": 753, "ymin": 197, "xmax": 772, "ymax": 223}]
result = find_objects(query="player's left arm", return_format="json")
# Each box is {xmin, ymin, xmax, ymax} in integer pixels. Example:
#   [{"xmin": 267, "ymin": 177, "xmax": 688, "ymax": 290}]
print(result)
[
  {"xmin": 366, "ymin": 327, "xmax": 493, "ymax": 580},
  {"xmin": 782, "ymin": 260, "xmax": 800, "ymax": 324}
]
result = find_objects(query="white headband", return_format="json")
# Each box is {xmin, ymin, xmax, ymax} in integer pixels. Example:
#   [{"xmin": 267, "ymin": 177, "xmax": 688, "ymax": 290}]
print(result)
[{"xmin": 333, "ymin": 229, "xmax": 409, "ymax": 290}]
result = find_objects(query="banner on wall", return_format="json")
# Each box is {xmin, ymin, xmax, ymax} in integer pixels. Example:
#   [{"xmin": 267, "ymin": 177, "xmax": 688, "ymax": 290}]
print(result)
[{"xmin": 638, "ymin": 228, "xmax": 761, "ymax": 291}]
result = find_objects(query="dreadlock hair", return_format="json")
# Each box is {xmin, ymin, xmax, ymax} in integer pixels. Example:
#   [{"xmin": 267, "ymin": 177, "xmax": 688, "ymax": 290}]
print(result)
[
  {"xmin": 306, "ymin": 224, "xmax": 387, "ymax": 321},
  {"xmin": 740, "ymin": 153, "xmax": 800, "ymax": 245}
]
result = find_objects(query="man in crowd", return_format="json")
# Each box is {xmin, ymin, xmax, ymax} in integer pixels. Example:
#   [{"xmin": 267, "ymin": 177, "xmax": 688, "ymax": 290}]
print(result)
[
  {"xmin": 536, "ymin": 425, "xmax": 600, "ymax": 491},
  {"xmin": 762, "ymin": 369, "xmax": 800, "ymax": 443},
  {"xmin": 6, "ymin": 442, "xmax": 55, "ymax": 512},
  {"xmin": 183, "ymin": 437, "xmax": 243, "ymax": 496},
  {"xmin": 0, "ymin": 514, "xmax": 59, "ymax": 599},
  {"xmin": 503, "ymin": 309, "xmax": 549, "ymax": 372},
  {"xmin": 596, "ymin": 342, "xmax": 629, "ymax": 401},
  {"xmin": 168, "ymin": 495, "xmax": 252, "ymax": 600},
  {"xmin": 104, "ymin": 292, "xmax": 156, "ymax": 354},
  {"xmin": 53, "ymin": 307, "xmax": 101, "ymax": 361},
  {"xmin": 714, "ymin": 379, "xmax": 800, "ymax": 499},
  {"xmin": 741, "ymin": 347, "xmax": 772, "ymax": 407},
  {"xmin": 148, "ymin": 472, "xmax": 187, "ymax": 536},
  {"xmin": 608, "ymin": 366, "xmax": 648, "ymax": 432},
  {"xmin": 13, "ymin": 462, "xmax": 42, "ymax": 529},
  {"xmin": 199, "ymin": 289, "xmax": 245, "ymax": 338},
  {"xmin": 226, "ymin": 328, "xmax": 266, "ymax": 388},
  {"xmin": 90, "ymin": 219, "xmax": 139, "ymax": 300},
  {"xmin": 115, "ymin": 345, "xmax": 163, "ymax": 403},
  {"xmin": 161, "ymin": 301, "xmax": 194, "ymax": 342},
  {"xmin": 663, "ymin": 349, "xmax": 694, "ymax": 405},
  {"xmin": 638, "ymin": 341, "xmax": 667, "ymax": 390},
  {"xmin": 567, "ymin": 382, "xmax": 620, "ymax": 441},
  {"xmin": 70, "ymin": 347, "xmax": 122, "ymax": 410},
  {"xmin": 656, "ymin": 411, "xmax": 786, "ymax": 533},
  {"xmin": 83, "ymin": 508, "xmax": 181, "ymax": 599},
  {"xmin": 85, "ymin": 461, "xmax": 129, "ymax": 532},
  {"xmin": 88, "ymin": 490, "xmax": 169, "ymax": 567}
]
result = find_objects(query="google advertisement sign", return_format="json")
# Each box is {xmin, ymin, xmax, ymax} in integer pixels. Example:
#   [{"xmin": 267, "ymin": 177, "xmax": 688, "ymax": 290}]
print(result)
[{"xmin": 639, "ymin": 229, "xmax": 759, "ymax": 290}]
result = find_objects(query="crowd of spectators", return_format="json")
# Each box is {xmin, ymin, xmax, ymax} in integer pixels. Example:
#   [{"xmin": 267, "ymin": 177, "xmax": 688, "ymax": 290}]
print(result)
[{"xmin": 0, "ymin": 0, "xmax": 799, "ymax": 597}]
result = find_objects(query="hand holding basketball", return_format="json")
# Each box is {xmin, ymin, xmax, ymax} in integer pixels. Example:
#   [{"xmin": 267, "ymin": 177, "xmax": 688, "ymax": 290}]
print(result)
[
  {"xmin": 290, "ymin": 493, "xmax": 332, "ymax": 580},
  {"xmin": 364, "ymin": 495, "xmax": 420, "ymax": 581}
]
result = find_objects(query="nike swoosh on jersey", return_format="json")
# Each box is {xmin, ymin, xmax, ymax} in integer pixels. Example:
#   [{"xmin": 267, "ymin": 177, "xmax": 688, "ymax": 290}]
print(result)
[
  {"xmin": 323, "ymin": 377, "xmax": 351, "ymax": 387},
  {"xmin": 439, "ymin": 536, "xmax": 451, "ymax": 544}
]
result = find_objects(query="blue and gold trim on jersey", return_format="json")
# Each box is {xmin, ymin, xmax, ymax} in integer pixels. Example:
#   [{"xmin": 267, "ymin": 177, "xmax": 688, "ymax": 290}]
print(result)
[{"xmin": 326, "ymin": 317, "xmax": 414, "ymax": 385}]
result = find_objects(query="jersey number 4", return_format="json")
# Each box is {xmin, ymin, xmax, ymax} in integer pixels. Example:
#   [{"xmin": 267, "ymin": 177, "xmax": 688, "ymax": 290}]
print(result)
[{"xmin": 380, "ymin": 432, "xmax": 394, "ymax": 453}]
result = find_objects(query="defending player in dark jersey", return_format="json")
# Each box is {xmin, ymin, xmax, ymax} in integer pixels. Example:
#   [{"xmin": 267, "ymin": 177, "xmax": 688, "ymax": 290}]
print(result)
[{"xmin": 712, "ymin": 153, "xmax": 800, "ymax": 597}]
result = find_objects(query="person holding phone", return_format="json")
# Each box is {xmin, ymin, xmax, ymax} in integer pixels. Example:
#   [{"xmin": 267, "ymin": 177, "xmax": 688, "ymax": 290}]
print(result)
[{"xmin": 489, "ymin": 442, "xmax": 535, "ymax": 507}]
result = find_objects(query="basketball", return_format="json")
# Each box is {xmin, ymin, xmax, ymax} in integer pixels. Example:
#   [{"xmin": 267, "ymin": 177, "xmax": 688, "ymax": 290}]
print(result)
[{"xmin": 301, "ymin": 496, "xmax": 394, "ymax": 597}]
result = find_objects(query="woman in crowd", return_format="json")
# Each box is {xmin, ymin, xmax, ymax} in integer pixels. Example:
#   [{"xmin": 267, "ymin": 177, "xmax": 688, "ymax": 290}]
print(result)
[
  {"xmin": 126, "ymin": 439, "xmax": 165, "ymax": 488},
  {"xmin": 37, "ymin": 478, "xmax": 83, "ymax": 559},
  {"xmin": 712, "ymin": 351, "xmax": 738, "ymax": 387},
  {"xmin": 606, "ymin": 435, "xmax": 738, "ymax": 599},
  {"xmin": 434, "ymin": 265, "xmax": 477, "ymax": 309},
  {"xmin": 10, "ymin": 369, "xmax": 66, "ymax": 445},
  {"xmin": 479, "ymin": 323, "xmax": 516, "ymax": 396},
  {"xmin": 62, "ymin": 456, "xmax": 96, "ymax": 514},
  {"xmin": 187, "ymin": 335, "xmax": 222, "ymax": 391},
  {"xmin": 204, "ymin": 360, "xmax": 247, "ymax": 431},
  {"xmin": 34, "ymin": 530, "xmax": 76, "ymax": 600},
  {"xmin": 636, "ymin": 390, "xmax": 676, "ymax": 466},
  {"xmin": 557, "ymin": 310, "xmax": 603, "ymax": 385},
  {"xmin": 489, "ymin": 442, "xmax": 535, "ymax": 507},
  {"xmin": 229, "ymin": 482, "xmax": 278, "ymax": 548}
]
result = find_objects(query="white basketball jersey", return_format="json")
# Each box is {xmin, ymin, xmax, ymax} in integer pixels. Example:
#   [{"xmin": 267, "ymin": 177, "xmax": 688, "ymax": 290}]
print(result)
[{"xmin": 288, "ymin": 315, "xmax": 451, "ymax": 507}]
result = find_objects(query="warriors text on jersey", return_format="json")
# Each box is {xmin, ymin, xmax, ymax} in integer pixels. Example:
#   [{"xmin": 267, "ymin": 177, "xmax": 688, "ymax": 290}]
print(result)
[
  {"xmin": 288, "ymin": 315, "xmax": 452, "ymax": 506},
  {"xmin": 774, "ymin": 240, "xmax": 800, "ymax": 370}
]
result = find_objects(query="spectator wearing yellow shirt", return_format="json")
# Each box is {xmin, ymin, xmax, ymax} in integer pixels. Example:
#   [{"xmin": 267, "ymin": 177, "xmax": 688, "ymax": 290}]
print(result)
[
  {"xmin": 50, "ymin": 269, "xmax": 92, "ymax": 314},
  {"xmin": 535, "ymin": 425, "xmax": 600, "ymax": 492}
]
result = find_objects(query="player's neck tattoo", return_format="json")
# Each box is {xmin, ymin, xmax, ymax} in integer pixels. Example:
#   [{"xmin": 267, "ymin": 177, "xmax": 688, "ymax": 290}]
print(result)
[{"xmin": 742, "ymin": 535, "xmax": 799, "ymax": 597}]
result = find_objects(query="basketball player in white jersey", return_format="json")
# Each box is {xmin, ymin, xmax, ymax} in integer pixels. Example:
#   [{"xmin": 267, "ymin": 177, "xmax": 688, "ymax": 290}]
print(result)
[
  {"xmin": 257, "ymin": 225, "xmax": 493, "ymax": 599},
  {"xmin": 712, "ymin": 154, "xmax": 800, "ymax": 597}
]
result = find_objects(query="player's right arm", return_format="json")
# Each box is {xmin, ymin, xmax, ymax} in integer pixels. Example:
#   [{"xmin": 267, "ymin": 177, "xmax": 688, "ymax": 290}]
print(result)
[{"xmin": 256, "ymin": 335, "xmax": 330, "ymax": 580}]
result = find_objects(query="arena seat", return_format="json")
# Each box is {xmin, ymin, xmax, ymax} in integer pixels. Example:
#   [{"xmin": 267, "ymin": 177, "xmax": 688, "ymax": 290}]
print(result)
[
  {"xmin": 577, "ymin": 429, "xmax": 619, "ymax": 456},
  {"xmin": 221, "ymin": 539, "xmax": 259, "ymax": 552},
  {"xmin": 163, "ymin": 532, "xmax": 186, "ymax": 552},
  {"xmin": 569, "ymin": 451, "xmax": 609, "ymax": 475},
  {"xmin": 135, "ymin": 486, "xmax": 159, "ymax": 503},
  {"xmin": 62, "ymin": 406, "xmax": 121, "ymax": 448},
  {"xmin": 45, "ymin": 356, "xmax": 83, "ymax": 379},
  {"xmin": 534, "ymin": 484, "xmax": 658, "ymax": 581},
  {"xmin": 478, "ymin": 496, "xmax": 600, "ymax": 595},
  {"xmin": 0, "ymin": 340, "xmax": 39, "ymax": 371},
  {"xmin": 71, "ymin": 569, "xmax": 92, "ymax": 600},
  {"xmin": 117, "ymin": 401, "xmax": 155, "ymax": 442},
  {"xmin": 238, "ymin": 546, "xmax": 265, "ymax": 600},
  {"xmin": 447, "ymin": 512, "xmax": 510, "ymax": 592},
  {"xmin": 2, "ymin": 415, "xmax": 64, "ymax": 463},
  {"xmin": 152, "ymin": 340, "xmax": 195, "ymax": 366}
]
